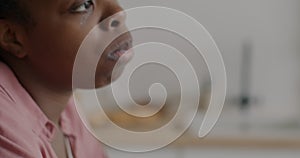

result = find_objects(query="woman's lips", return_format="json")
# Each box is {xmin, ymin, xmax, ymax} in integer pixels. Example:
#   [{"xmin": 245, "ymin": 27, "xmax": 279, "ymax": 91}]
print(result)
[
  {"xmin": 106, "ymin": 34, "xmax": 133, "ymax": 62},
  {"xmin": 107, "ymin": 40, "xmax": 132, "ymax": 61}
]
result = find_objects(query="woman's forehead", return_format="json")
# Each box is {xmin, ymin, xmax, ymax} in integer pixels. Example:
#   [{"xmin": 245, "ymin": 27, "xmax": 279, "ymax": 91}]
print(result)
[
  {"xmin": 26, "ymin": 0, "xmax": 75, "ymax": 8},
  {"xmin": 24, "ymin": 0, "xmax": 78, "ymax": 15}
]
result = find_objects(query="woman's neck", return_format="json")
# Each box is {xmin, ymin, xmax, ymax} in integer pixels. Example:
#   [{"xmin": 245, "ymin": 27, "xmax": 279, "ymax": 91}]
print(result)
[{"xmin": 8, "ymin": 61, "xmax": 72, "ymax": 126}]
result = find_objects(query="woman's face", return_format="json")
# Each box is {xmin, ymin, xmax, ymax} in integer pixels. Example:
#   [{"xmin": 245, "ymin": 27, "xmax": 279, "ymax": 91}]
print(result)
[{"xmin": 21, "ymin": 0, "xmax": 132, "ymax": 89}]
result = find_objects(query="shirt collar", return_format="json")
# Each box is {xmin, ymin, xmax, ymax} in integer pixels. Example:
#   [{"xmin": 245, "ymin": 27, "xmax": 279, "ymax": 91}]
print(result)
[{"xmin": 0, "ymin": 62, "xmax": 75, "ymax": 141}]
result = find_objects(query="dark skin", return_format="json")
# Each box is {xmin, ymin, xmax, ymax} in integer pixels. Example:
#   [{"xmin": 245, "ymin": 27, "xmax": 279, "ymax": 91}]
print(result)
[{"xmin": 0, "ymin": 0, "xmax": 132, "ymax": 157}]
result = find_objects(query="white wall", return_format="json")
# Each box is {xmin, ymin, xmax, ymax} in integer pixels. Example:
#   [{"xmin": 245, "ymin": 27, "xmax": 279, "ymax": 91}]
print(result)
[
  {"xmin": 76, "ymin": 1, "xmax": 300, "ymax": 157},
  {"xmin": 117, "ymin": 0, "xmax": 300, "ymax": 121}
]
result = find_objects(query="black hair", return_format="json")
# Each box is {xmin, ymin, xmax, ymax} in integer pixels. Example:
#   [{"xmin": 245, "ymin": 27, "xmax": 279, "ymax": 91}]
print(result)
[{"xmin": 0, "ymin": 0, "xmax": 31, "ymax": 25}]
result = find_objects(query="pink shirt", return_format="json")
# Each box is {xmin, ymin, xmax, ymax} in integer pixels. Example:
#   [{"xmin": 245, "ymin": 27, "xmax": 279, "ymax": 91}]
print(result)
[{"xmin": 0, "ymin": 62, "xmax": 107, "ymax": 158}]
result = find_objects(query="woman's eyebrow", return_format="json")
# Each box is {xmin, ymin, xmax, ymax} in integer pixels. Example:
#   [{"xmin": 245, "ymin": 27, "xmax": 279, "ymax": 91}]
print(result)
[{"xmin": 59, "ymin": 0, "xmax": 76, "ymax": 12}]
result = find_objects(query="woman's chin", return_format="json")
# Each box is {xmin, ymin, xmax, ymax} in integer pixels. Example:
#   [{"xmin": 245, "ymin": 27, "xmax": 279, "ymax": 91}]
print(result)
[
  {"xmin": 94, "ymin": 70, "xmax": 123, "ymax": 88},
  {"xmin": 94, "ymin": 53, "xmax": 132, "ymax": 88}
]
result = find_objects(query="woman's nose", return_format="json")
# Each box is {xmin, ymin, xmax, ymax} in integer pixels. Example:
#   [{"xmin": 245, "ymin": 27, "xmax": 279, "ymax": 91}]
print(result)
[
  {"xmin": 99, "ymin": 2, "xmax": 126, "ymax": 31},
  {"xmin": 106, "ymin": 12, "xmax": 126, "ymax": 30}
]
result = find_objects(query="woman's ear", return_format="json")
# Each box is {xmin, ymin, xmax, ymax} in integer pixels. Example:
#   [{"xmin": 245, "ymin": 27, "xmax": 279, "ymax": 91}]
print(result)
[{"xmin": 0, "ymin": 20, "xmax": 27, "ymax": 58}]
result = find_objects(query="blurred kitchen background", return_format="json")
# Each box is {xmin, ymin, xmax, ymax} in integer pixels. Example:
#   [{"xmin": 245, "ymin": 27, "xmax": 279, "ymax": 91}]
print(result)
[{"xmin": 75, "ymin": 0, "xmax": 300, "ymax": 157}]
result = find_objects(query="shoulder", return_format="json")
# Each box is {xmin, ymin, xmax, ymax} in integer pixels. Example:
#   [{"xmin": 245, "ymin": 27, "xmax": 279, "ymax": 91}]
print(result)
[
  {"xmin": 0, "ymin": 95, "xmax": 41, "ymax": 157},
  {"xmin": 0, "ymin": 62, "xmax": 35, "ymax": 135},
  {"xmin": 0, "ymin": 63, "xmax": 41, "ymax": 157}
]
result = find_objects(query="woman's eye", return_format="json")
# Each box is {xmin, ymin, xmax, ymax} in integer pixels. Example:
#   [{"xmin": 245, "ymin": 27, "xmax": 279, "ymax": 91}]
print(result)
[{"xmin": 71, "ymin": 0, "xmax": 94, "ymax": 13}]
